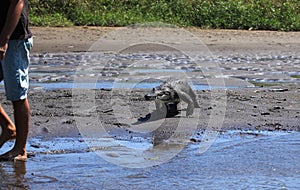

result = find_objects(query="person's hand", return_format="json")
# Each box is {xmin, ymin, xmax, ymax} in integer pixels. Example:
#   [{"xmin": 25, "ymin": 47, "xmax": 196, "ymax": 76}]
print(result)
[{"xmin": 0, "ymin": 42, "xmax": 8, "ymax": 60}]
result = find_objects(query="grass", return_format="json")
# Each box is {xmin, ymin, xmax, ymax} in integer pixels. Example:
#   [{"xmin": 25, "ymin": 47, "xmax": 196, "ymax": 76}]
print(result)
[
  {"xmin": 29, "ymin": 0, "xmax": 300, "ymax": 31},
  {"xmin": 30, "ymin": 13, "xmax": 73, "ymax": 27},
  {"xmin": 290, "ymin": 75, "xmax": 300, "ymax": 78},
  {"xmin": 250, "ymin": 81, "xmax": 282, "ymax": 87}
]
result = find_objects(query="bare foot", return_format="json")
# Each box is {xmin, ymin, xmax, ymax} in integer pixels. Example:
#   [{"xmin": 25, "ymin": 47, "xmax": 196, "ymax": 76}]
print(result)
[
  {"xmin": 13, "ymin": 154, "xmax": 28, "ymax": 162},
  {"xmin": 0, "ymin": 125, "xmax": 16, "ymax": 148},
  {"xmin": 0, "ymin": 149, "xmax": 27, "ymax": 162}
]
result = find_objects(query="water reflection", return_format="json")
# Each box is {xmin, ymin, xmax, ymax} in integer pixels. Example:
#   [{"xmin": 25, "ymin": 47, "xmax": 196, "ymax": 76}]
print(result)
[{"xmin": 0, "ymin": 161, "xmax": 29, "ymax": 189}]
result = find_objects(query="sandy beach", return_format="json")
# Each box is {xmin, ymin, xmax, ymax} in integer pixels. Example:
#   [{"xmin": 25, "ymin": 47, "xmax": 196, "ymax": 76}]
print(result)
[{"xmin": 0, "ymin": 26, "xmax": 299, "ymax": 189}]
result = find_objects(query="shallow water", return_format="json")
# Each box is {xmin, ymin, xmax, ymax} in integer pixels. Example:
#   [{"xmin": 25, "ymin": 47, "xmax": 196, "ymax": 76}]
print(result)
[
  {"xmin": 29, "ymin": 52, "xmax": 300, "ymax": 90},
  {"xmin": 1, "ymin": 131, "xmax": 299, "ymax": 189},
  {"xmin": 30, "ymin": 81, "xmax": 240, "ymax": 90}
]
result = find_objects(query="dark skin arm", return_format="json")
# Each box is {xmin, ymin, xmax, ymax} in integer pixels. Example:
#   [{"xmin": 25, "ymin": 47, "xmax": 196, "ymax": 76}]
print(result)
[{"xmin": 0, "ymin": 0, "xmax": 24, "ymax": 60}]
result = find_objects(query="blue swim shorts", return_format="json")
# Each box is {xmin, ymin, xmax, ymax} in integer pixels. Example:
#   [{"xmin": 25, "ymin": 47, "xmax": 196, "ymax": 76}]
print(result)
[{"xmin": 0, "ymin": 37, "xmax": 33, "ymax": 101}]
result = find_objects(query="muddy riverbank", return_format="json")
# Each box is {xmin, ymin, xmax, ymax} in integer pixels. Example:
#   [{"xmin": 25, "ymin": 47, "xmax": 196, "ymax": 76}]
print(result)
[{"xmin": 0, "ymin": 27, "xmax": 299, "ymax": 189}]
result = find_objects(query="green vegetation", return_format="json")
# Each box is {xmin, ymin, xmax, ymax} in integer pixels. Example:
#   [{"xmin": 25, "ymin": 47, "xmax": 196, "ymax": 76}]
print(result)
[
  {"xmin": 290, "ymin": 75, "xmax": 300, "ymax": 78},
  {"xmin": 29, "ymin": 0, "xmax": 300, "ymax": 31},
  {"xmin": 250, "ymin": 81, "xmax": 281, "ymax": 87}
]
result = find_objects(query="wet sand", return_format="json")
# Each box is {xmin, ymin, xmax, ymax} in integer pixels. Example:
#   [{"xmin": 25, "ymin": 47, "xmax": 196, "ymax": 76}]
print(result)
[
  {"xmin": 7, "ymin": 84, "xmax": 296, "ymax": 139},
  {"xmin": 27, "ymin": 26, "xmax": 300, "ymax": 136},
  {"xmin": 0, "ymin": 27, "xmax": 299, "ymax": 189}
]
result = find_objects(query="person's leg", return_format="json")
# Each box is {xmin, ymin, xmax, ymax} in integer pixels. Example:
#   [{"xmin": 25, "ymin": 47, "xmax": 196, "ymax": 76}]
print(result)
[
  {"xmin": 0, "ymin": 98, "xmax": 30, "ymax": 161},
  {"xmin": 0, "ymin": 38, "xmax": 32, "ymax": 161},
  {"xmin": 12, "ymin": 98, "xmax": 30, "ymax": 159},
  {"xmin": 0, "ymin": 104, "xmax": 16, "ymax": 148}
]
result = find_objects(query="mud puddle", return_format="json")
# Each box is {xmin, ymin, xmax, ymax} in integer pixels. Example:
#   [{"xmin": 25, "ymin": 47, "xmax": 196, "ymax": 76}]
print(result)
[
  {"xmin": 1, "ymin": 131, "xmax": 299, "ymax": 189},
  {"xmin": 28, "ymin": 52, "xmax": 300, "ymax": 90},
  {"xmin": 30, "ymin": 81, "xmax": 242, "ymax": 90}
]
